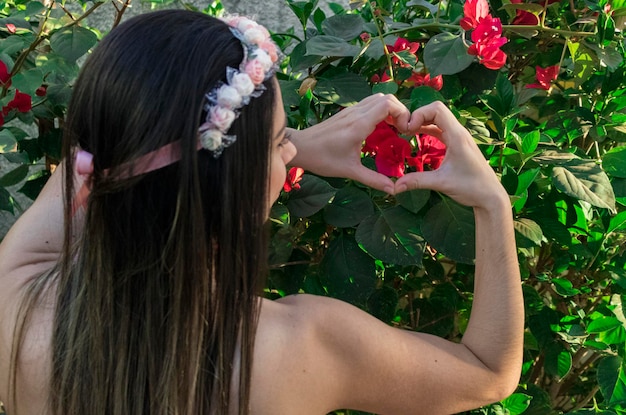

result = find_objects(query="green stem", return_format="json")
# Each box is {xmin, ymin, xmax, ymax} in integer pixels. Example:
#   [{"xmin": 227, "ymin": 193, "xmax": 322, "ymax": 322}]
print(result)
[{"xmin": 367, "ymin": 0, "xmax": 395, "ymax": 81}]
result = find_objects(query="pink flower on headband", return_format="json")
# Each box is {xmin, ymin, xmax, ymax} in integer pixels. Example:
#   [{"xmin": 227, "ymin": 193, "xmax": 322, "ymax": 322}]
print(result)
[
  {"xmin": 198, "ymin": 15, "xmax": 280, "ymax": 157},
  {"xmin": 244, "ymin": 59, "xmax": 266, "ymax": 85},
  {"xmin": 209, "ymin": 106, "xmax": 236, "ymax": 132}
]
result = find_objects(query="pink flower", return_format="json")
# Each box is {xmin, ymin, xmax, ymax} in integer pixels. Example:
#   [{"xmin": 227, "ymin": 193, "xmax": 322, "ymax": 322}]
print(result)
[
  {"xmin": 360, "ymin": 32, "xmax": 371, "ymax": 42},
  {"xmin": 5, "ymin": 23, "xmax": 15, "ymax": 34},
  {"xmin": 209, "ymin": 106, "xmax": 236, "ymax": 132},
  {"xmin": 407, "ymin": 134, "xmax": 446, "ymax": 172},
  {"xmin": 375, "ymin": 136, "xmax": 411, "ymax": 177},
  {"xmin": 260, "ymin": 40, "xmax": 279, "ymax": 62},
  {"xmin": 460, "ymin": 0, "xmax": 490, "ymax": 30},
  {"xmin": 284, "ymin": 167, "xmax": 304, "ymax": 192},
  {"xmin": 244, "ymin": 59, "xmax": 265, "ymax": 84},
  {"xmin": 526, "ymin": 65, "xmax": 559, "ymax": 90},
  {"xmin": 230, "ymin": 72, "xmax": 255, "ymax": 96}
]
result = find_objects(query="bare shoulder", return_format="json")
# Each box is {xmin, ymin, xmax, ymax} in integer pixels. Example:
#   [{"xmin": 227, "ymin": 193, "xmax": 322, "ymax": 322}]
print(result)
[{"xmin": 252, "ymin": 294, "xmax": 514, "ymax": 415}]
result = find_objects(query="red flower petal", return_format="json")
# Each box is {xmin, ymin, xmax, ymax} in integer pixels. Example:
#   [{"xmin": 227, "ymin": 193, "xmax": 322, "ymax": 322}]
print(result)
[
  {"xmin": 283, "ymin": 166, "xmax": 304, "ymax": 192},
  {"xmin": 363, "ymin": 121, "xmax": 397, "ymax": 155},
  {"xmin": 0, "ymin": 60, "xmax": 10, "ymax": 85},
  {"xmin": 461, "ymin": 0, "xmax": 490, "ymax": 30},
  {"xmin": 375, "ymin": 136, "xmax": 411, "ymax": 177}
]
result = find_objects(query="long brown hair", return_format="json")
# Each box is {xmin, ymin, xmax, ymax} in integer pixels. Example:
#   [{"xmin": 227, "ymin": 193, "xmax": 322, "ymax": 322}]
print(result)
[{"xmin": 14, "ymin": 10, "xmax": 275, "ymax": 415}]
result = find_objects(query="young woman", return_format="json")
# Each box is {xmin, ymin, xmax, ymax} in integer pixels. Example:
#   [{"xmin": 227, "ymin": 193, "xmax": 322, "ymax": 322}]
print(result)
[{"xmin": 0, "ymin": 10, "xmax": 523, "ymax": 415}]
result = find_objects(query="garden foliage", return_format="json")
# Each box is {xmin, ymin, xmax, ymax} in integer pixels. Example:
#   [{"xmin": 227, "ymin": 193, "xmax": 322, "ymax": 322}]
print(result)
[{"xmin": 2, "ymin": 0, "xmax": 626, "ymax": 414}]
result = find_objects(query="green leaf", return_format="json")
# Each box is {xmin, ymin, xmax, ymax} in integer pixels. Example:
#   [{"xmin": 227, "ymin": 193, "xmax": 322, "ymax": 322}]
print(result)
[
  {"xmin": 10, "ymin": 68, "xmax": 44, "ymax": 96},
  {"xmin": 321, "ymin": 13, "xmax": 364, "ymax": 40},
  {"xmin": 545, "ymin": 343, "xmax": 572, "ymax": 378},
  {"xmin": 320, "ymin": 232, "xmax": 377, "ymax": 305},
  {"xmin": 355, "ymin": 206, "xmax": 425, "ymax": 266},
  {"xmin": 349, "ymin": 0, "xmax": 367, "ymax": 9},
  {"xmin": 0, "ymin": 36, "xmax": 26, "ymax": 55},
  {"xmin": 522, "ymin": 130, "xmax": 540, "ymax": 154},
  {"xmin": 552, "ymin": 159, "xmax": 616, "ymax": 212},
  {"xmin": 423, "ymin": 32, "xmax": 474, "ymax": 76},
  {"xmin": 0, "ymin": 129, "xmax": 18, "ymax": 153},
  {"xmin": 552, "ymin": 277, "xmax": 580, "ymax": 297},
  {"xmin": 396, "ymin": 189, "xmax": 430, "ymax": 213},
  {"xmin": 603, "ymin": 146, "xmax": 626, "ymax": 178},
  {"xmin": 287, "ymin": 0, "xmax": 318, "ymax": 28},
  {"xmin": 315, "ymin": 71, "xmax": 371, "ymax": 106},
  {"xmin": 514, "ymin": 218, "xmax": 543, "ymax": 246},
  {"xmin": 567, "ymin": 40, "xmax": 596, "ymax": 88},
  {"xmin": 0, "ymin": 164, "xmax": 29, "ymax": 187},
  {"xmin": 50, "ymin": 26, "xmax": 98, "ymax": 62},
  {"xmin": 305, "ymin": 35, "xmax": 362, "ymax": 57},
  {"xmin": 406, "ymin": 0, "xmax": 439, "ymax": 15},
  {"xmin": 18, "ymin": 170, "xmax": 49, "ymax": 200},
  {"xmin": 500, "ymin": 393, "xmax": 532, "ymax": 415},
  {"xmin": 588, "ymin": 316, "xmax": 623, "ymax": 333},
  {"xmin": 372, "ymin": 82, "xmax": 398, "ymax": 95},
  {"xmin": 421, "ymin": 198, "xmax": 476, "ymax": 264},
  {"xmin": 0, "ymin": 186, "xmax": 14, "ymax": 214},
  {"xmin": 323, "ymin": 186, "xmax": 374, "ymax": 227},
  {"xmin": 409, "ymin": 86, "xmax": 445, "ymax": 111},
  {"xmin": 367, "ymin": 285, "xmax": 399, "ymax": 322},
  {"xmin": 595, "ymin": 320, "xmax": 626, "ymax": 345},
  {"xmin": 287, "ymin": 174, "xmax": 336, "ymax": 217},
  {"xmin": 608, "ymin": 211, "xmax": 626, "ymax": 234},
  {"xmin": 599, "ymin": 356, "xmax": 623, "ymax": 403}
]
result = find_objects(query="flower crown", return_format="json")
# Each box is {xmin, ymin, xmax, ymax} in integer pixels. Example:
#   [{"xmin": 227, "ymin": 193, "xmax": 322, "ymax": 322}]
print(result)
[{"xmin": 199, "ymin": 16, "xmax": 281, "ymax": 157}]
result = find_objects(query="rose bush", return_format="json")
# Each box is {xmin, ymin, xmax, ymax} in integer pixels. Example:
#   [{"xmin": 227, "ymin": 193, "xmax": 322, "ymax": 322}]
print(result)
[
  {"xmin": 2, "ymin": 0, "xmax": 626, "ymax": 414},
  {"xmin": 269, "ymin": 0, "xmax": 626, "ymax": 414}
]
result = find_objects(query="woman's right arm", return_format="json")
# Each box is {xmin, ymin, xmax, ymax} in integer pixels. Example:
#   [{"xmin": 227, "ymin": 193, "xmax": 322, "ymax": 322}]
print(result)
[{"xmin": 270, "ymin": 101, "xmax": 523, "ymax": 414}]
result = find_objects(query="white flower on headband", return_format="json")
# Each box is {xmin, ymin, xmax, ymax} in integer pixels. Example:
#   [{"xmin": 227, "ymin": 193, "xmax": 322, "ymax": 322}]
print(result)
[
  {"xmin": 199, "ymin": 128, "xmax": 223, "ymax": 151},
  {"xmin": 198, "ymin": 15, "xmax": 281, "ymax": 157},
  {"xmin": 230, "ymin": 72, "xmax": 255, "ymax": 96},
  {"xmin": 216, "ymin": 85, "xmax": 243, "ymax": 109}
]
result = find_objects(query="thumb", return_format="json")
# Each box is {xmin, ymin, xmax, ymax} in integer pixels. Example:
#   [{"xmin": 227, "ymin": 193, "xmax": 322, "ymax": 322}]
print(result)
[{"xmin": 394, "ymin": 170, "xmax": 440, "ymax": 194}]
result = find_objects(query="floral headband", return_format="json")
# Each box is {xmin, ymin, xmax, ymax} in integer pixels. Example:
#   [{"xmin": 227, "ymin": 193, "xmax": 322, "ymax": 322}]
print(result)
[{"xmin": 199, "ymin": 15, "xmax": 281, "ymax": 157}]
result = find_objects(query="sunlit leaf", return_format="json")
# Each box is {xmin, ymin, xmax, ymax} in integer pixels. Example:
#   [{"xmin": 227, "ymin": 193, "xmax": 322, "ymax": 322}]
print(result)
[{"xmin": 552, "ymin": 159, "xmax": 616, "ymax": 212}]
